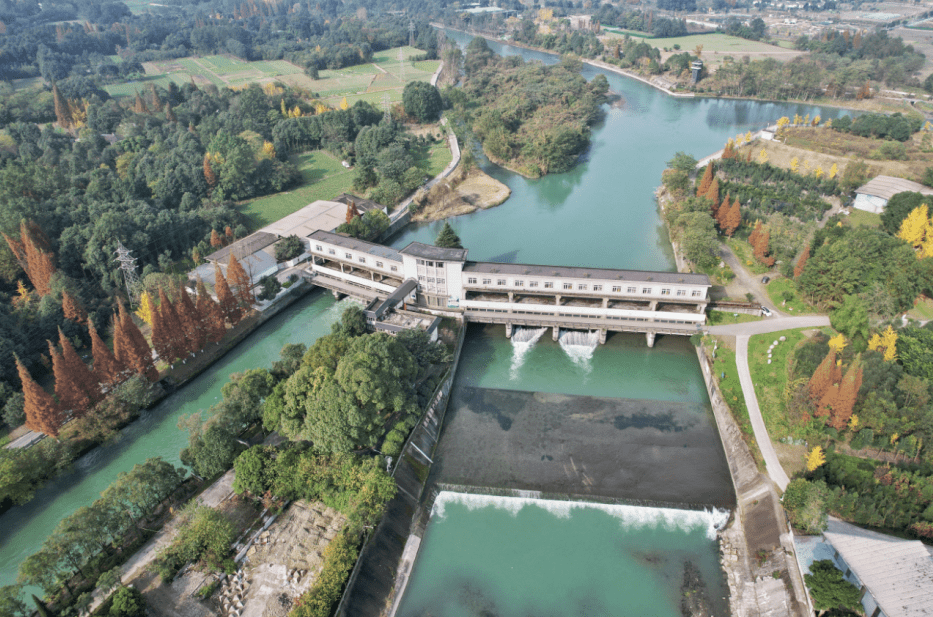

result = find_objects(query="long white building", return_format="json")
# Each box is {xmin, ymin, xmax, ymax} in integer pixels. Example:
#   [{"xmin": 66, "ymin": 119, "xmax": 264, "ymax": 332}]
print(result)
[{"xmin": 306, "ymin": 230, "xmax": 710, "ymax": 346}]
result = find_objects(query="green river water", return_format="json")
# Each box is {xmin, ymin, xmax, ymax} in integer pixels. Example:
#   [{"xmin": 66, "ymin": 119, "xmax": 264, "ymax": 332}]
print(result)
[{"xmin": 0, "ymin": 29, "xmax": 854, "ymax": 612}]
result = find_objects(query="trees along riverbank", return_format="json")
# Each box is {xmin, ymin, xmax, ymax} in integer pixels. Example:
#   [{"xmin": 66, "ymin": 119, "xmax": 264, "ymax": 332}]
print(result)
[{"xmin": 1, "ymin": 303, "xmax": 450, "ymax": 615}]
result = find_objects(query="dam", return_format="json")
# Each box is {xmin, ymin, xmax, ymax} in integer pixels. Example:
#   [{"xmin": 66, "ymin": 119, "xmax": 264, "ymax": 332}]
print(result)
[{"xmin": 304, "ymin": 229, "xmax": 709, "ymax": 347}]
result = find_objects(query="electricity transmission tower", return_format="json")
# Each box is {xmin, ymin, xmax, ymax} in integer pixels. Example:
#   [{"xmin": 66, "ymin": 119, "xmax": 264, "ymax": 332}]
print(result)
[
  {"xmin": 409, "ymin": 20, "xmax": 415, "ymax": 47},
  {"xmin": 115, "ymin": 241, "xmax": 141, "ymax": 304},
  {"xmin": 382, "ymin": 92, "xmax": 391, "ymax": 122}
]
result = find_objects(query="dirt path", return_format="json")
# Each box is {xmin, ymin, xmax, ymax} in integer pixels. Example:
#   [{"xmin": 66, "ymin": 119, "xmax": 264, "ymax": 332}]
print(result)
[{"xmin": 720, "ymin": 245, "xmax": 782, "ymax": 314}]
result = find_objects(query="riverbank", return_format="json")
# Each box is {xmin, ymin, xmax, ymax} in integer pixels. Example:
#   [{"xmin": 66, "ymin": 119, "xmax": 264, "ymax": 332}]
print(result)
[{"xmin": 412, "ymin": 166, "xmax": 511, "ymax": 222}]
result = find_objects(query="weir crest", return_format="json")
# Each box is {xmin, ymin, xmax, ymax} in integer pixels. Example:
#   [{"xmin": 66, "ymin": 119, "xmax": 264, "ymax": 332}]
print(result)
[
  {"xmin": 431, "ymin": 491, "xmax": 730, "ymax": 541},
  {"xmin": 509, "ymin": 326, "xmax": 548, "ymax": 378},
  {"xmin": 558, "ymin": 329, "xmax": 599, "ymax": 371}
]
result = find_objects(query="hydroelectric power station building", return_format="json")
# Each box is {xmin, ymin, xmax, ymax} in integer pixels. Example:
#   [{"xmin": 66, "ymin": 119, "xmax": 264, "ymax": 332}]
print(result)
[{"xmin": 305, "ymin": 230, "xmax": 709, "ymax": 346}]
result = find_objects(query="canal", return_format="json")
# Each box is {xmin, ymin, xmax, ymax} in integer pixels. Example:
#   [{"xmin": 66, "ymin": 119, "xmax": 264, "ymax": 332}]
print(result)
[{"xmin": 1, "ymin": 29, "xmax": 855, "ymax": 611}]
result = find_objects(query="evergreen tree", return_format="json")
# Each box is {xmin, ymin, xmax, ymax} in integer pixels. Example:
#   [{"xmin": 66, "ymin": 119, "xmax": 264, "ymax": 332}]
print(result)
[
  {"xmin": 16, "ymin": 355, "xmax": 62, "ymax": 437},
  {"xmin": 213, "ymin": 265, "xmax": 241, "ymax": 325},
  {"xmin": 175, "ymin": 286, "xmax": 205, "ymax": 354},
  {"xmin": 809, "ymin": 349, "xmax": 837, "ymax": 401},
  {"xmin": 148, "ymin": 83, "xmax": 162, "ymax": 112},
  {"xmin": 196, "ymin": 277, "xmax": 227, "ymax": 343},
  {"xmin": 165, "ymin": 103, "xmax": 176, "ymax": 123},
  {"xmin": 157, "ymin": 289, "xmax": 186, "ymax": 362},
  {"xmin": 794, "ymin": 246, "xmax": 810, "ymax": 279},
  {"xmin": 435, "ymin": 222, "xmax": 463, "ymax": 249},
  {"xmin": 88, "ymin": 317, "xmax": 124, "ymax": 388},
  {"xmin": 49, "ymin": 340, "xmax": 90, "ymax": 416},
  {"xmin": 696, "ymin": 162, "xmax": 714, "ymax": 197},
  {"xmin": 118, "ymin": 301, "xmax": 158, "ymax": 382},
  {"xmin": 58, "ymin": 328, "xmax": 100, "ymax": 404},
  {"xmin": 61, "ymin": 290, "xmax": 87, "ymax": 325},
  {"xmin": 227, "ymin": 255, "xmax": 254, "ymax": 307}
]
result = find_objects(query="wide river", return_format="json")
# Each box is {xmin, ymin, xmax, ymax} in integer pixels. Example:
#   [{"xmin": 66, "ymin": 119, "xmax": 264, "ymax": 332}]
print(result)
[{"xmin": 0, "ymin": 29, "xmax": 851, "ymax": 611}]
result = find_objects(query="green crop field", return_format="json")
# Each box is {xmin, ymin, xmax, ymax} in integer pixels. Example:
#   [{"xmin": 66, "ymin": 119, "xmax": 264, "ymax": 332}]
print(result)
[{"xmin": 104, "ymin": 47, "xmax": 439, "ymax": 107}]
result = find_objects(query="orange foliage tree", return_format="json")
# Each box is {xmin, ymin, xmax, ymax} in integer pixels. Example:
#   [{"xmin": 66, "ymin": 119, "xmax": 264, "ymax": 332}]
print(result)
[
  {"xmin": 88, "ymin": 317, "xmax": 125, "ymax": 388},
  {"xmin": 16, "ymin": 355, "xmax": 63, "ymax": 437},
  {"xmin": 213, "ymin": 264, "xmax": 242, "ymax": 325},
  {"xmin": 794, "ymin": 246, "xmax": 810, "ymax": 279},
  {"xmin": 196, "ymin": 277, "xmax": 227, "ymax": 343},
  {"xmin": 61, "ymin": 290, "xmax": 88, "ymax": 324}
]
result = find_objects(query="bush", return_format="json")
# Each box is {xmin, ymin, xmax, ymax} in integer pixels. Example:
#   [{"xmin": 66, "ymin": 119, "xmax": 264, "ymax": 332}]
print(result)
[
  {"xmin": 290, "ymin": 533, "xmax": 360, "ymax": 617},
  {"xmin": 151, "ymin": 506, "xmax": 236, "ymax": 582},
  {"xmin": 110, "ymin": 586, "xmax": 145, "ymax": 617},
  {"xmin": 381, "ymin": 428, "xmax": 406, "ymax": 457},
  {"xmin": 274, "ymin": 235, "xmax": 304, "ymax": 262},
  {"xmin": 257, "ymin": 276, "xmax": 282, "ymax": 301}
]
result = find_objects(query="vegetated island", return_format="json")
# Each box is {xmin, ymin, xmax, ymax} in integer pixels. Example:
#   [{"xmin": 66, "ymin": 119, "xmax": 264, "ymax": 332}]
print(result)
[
  {"xmin": 410, "ymin": 153, "xmax": 511, "ymax": 222},
  {"xmin": 446, "ymin": 37, "xmax": 609, "ymax": 179}
]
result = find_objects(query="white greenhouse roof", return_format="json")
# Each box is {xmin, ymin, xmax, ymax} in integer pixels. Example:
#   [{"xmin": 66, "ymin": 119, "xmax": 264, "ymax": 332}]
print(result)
[{"xmin": 823, "ymin": 519, "xmax": 933, "ymax": 617}]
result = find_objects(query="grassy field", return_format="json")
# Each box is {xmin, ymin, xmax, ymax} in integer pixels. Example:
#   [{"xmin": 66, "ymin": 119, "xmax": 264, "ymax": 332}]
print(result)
[
  {"xmin": 766, "ymin": 277, "xmax": 818, "ymax": 315},
  {"xmin": 644, "ymin": 33, "xmax": 800, "ymax": 56},
  {"xmin": 707, "ymin": 310, "xmax": 762, "ymax": 325},
  {"xmin": 238, "ymin": 139, "xmax": 450, "ymax": 230},
  {"xmin": 238, "ymin": 151, "xmax": 356, "ymax": 230},
  {"xmin": 908, "ymin": 296, "xmax": 933, "ymax": 320},
  {"xmin": 847, "ymin": 208, "xmax": 881, "ymax": 228},
  {"xmin": 726, "ymin": 237, "xmax": 773, "ymax": 275},
  {"xmin": 104, "ymin": 46, "xmax": 439, "ymax": 105},
  {"xmin": 707, "ymin": 339, "xmax": 765, "ymax": 468},
  {"xmin": 11, "ymin": 77, "xmax": 44, "ymax": 91}
]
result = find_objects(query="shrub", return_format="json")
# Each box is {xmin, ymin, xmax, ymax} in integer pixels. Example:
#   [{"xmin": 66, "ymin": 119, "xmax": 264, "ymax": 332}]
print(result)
[
  {"xmin": 110, "ymin": 586, "xmax": 145, "ymax": 617},
  {"xmin": 257, "ymin": 276, "xmax": 282, "ymax": 301},
  {"xmin": 290, "ymin": 533, "xmax": 360, "ymax": 617},
  {"xmin": 274, "ymin": 235, "xmax": 304, "ymax": 262}
]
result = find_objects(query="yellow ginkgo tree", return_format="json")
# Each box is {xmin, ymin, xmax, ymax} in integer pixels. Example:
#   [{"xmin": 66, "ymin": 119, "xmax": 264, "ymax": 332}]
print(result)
[
  {"xmin": 897, "ymin": 204, "xmax": 930, "ymax": 248},
  {"xmin": 806, "ymin": 446, "xmax": 826, "ymax": 471},
  {"xmin": 828, "ymin": 333, "xmax": 847, "ymax": 353},
  {"xmin": 136, "ymin": 291, "xmax": 156, "ymax": 326}
]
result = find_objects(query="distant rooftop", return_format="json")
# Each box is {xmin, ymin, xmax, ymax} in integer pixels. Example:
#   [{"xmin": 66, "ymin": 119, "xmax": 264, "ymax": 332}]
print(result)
[
  {"xmin": 206, "ymin": 231, "xmax": 278, "ymax": 263},
  {"xmin": 824, "ymin": 518, "xmax": 933, "ymax": 617},
  {"xmin": 399, "ymin": 242, "xmax": 468, "ymax": 262},
  {"xmin": 332, "ymin": 193, "xmax": 387, "ymax": 214},
  {"xmin": 309, "ymin": 230, "xmax": 403, "ymax": 262},
  {"xmin": 463, "ymin": 261, "xmax": 710, "ymax": 285},
  {"xmin": 856, "ymin": 175, "xmax": 933, "ymax": 201},
  {"xmin": 260, "ymin": 200, "xmax": 348, "ymax": 238}
]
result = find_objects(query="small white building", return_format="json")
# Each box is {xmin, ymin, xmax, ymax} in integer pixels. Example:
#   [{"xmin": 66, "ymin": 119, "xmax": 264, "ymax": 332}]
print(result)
[{"xmin": 854, "ymin": 176, "xmax": 933, "ymax": 214}]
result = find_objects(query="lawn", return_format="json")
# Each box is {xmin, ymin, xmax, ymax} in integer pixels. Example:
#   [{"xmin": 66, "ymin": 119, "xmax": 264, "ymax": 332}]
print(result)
[
  {"xmin": 411, "ymin": 139, "xmax": 453, "ymax": 177},
  {"xmin": 846, "ymin": 208, "xmax": 881, "ymax": 228},
  {"xmin": 726, "ymin": 237, "xmax": 772, "ymax": 275},
  {"xmin": 908, "ymin": 296, "xmax": 933, "ymax": 320},
  {"xmin": 748, "ymin": 328, "xmax": 815, "ymax": 440},
  {"xmin": 707, "ymin": 310, "xmax": 762, "ymax": 325},
  {"xmin": 645, "ymin": 33, "xmax": 792, "ymax": 55},
  {"xmin": 766, "ymin": 277, "xmax": 818, "ymax": 315},
  {"xmin": 707, "ymin": 339, "xmax": 765, "ymax": 469}
]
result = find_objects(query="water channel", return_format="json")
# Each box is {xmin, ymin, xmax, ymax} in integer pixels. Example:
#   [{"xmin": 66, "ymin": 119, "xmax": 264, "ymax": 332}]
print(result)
[{"xmin": 0, "ymin": 29, "xmax": 858, "ymax": 610}]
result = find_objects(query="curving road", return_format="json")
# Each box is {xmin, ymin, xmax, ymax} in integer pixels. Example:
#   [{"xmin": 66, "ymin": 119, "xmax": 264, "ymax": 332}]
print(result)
[{"xmin": 708, "ymin": 316, "xmax": 830, "ymax": 491}]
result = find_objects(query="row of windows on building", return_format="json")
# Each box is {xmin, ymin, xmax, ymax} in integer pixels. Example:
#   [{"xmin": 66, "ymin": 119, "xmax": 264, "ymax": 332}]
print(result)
[
  {"xmin": 418, "ymin": 276, "xmax": 445, "ymax": 284},
  {"xmin": 315, "ymin": 245, "xmax": 399, "ymax": 272},
  {"xmin": 464, "ymin": 277, "xmax": 702, "ymax": 297}
]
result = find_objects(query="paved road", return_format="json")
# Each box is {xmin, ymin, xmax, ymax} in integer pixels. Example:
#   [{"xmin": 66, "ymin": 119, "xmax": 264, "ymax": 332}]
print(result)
[{"xmin": 709, "ymin": 316, "xmax": 830, "ymax": 491}]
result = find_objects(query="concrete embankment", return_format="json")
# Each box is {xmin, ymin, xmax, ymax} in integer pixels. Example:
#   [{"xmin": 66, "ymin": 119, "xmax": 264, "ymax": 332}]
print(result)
[
  {"xmin": 335, "ymin": 321, "xmax": 468, "ymax": 617},
  {"xmin": 695, "ymin": 346, "xmax": 811, "ymax": 617}
]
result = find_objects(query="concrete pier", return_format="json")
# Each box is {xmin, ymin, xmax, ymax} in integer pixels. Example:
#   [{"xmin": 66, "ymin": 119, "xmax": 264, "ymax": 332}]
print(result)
[
  {"xmin": 505, "ymin": 323, "xmax": 513, "ymax": 338},
  {"xmin": 646, "ymin": 331, "xmax": 656, "ymax": 347}
]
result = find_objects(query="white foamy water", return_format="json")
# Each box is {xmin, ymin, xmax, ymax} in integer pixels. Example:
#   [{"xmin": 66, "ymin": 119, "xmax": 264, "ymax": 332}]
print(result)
[
  {"xmin": 432, "ymin": 491, "xmax": 729, "ymax": 541},
  {"xmin": 509, "ymin": 327, "xmax": 547, "ymax": 379},
  {"xmin": 558, "ymin": 329, "xmax": 599, "ymax": 372}
]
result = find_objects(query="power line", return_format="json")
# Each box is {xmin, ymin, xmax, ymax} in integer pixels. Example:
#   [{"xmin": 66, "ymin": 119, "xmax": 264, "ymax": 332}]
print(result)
[{"xmin": 114, "ymin": 241, "xmax": 141, "ymax": 304}]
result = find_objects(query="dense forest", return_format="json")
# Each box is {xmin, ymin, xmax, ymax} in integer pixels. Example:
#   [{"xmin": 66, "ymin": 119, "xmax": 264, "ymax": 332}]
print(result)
[{"xmin": 446, "ymin": 37, "xmax": 608, "ymax": 178}]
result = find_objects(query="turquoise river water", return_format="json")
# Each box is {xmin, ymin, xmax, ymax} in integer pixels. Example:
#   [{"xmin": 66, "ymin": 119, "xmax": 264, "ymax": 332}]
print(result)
[{"xmin": 0, "ymin": 28, "xmax": 855, "ymax": 613}]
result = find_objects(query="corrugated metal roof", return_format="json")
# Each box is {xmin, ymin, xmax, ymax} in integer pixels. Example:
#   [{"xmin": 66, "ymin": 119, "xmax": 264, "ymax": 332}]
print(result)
[
  {"xmin": 206, "ymin": 231, "xmax": 278, "ymax": 263},
  {"xmin": 823, "ymin": 519, "xmax": 933, "ymax": 617},
  {"xmin": 855, "ymin": 175, "xmax": 933, "ymax": 201},
  {"xmin": 309, "ymin": 230, "xmax": 402, "ymax": 262},
  {"xmin": 463, "ymin": 261, "xmax": 710, "ymax": 285}
]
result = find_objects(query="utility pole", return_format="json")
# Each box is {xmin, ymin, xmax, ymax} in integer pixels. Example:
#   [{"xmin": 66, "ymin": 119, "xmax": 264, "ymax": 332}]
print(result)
[{"xmin": 115, "ymin": 241, "xmax": 141, "ymax": 304}]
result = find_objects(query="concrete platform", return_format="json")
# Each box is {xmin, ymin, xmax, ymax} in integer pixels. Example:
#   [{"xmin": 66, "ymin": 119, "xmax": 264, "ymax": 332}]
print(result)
[{"xmin": 429, "ymin": 386, "xmax": 736, "ymax": 509}]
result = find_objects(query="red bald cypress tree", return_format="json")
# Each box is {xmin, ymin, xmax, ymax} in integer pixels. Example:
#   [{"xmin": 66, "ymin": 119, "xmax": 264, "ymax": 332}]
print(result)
[
  {"xmin": 17, "ymin": 355, "xmax": 62, "ymax": 437},
  {"xmin": 118, "ymin": 301, "xmax": 158, "ymax": 381},
  {"xmin": 50, "ymin": 340, "xmax": 90, "ymax": 417},
  {"xmin": 58, "ymin": 328, "xmax": 100, "ymax": 404},
  {"xmin": 794, "ymin": 246, "xmax": 810, "ymax": 279},
  {"xmin": 809, "ymin": 349, "xmax": 837, "ymax": 401},
  {"xmin": 157, "ymin": 288, "xmax": 186, "ymax": 362},
  {"xmin": 89, "ymin": 317, "xmax": 124, "ymax": 389},
  {"xmin": 149, "ymin": 294, "xmax": 172, "ymax": 364},
  {"xmin": 214, "ymin": 264, "xmax": 242, "ymax": 325},
  {"xmin": 61, "ymin": 290, "xmax": 87, "ymax": 325},
  {"xmin": 723, "ymin": 199, "xmax": 741, "ymax": 237},
  {"xmin": 175, "ymin": 286, "xmax": 205, "ymax": 353},
  {"xmin": 704, "ymin": 177, "xmax": 719, "ymax": 205},
  {"xmin": 227, "ymin": 254, "xmax": 254, "ymax": 307},
  {"xmin": 196, "ymin": 277, "xmax": 227, "ymax": 343},
  {"xmin": 696, "ymin": 162, "xmax": 714, "ymax": 197},
  {"xmin": 830, "ymin": 356, "xmax": 862, "ymax": 430}
]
